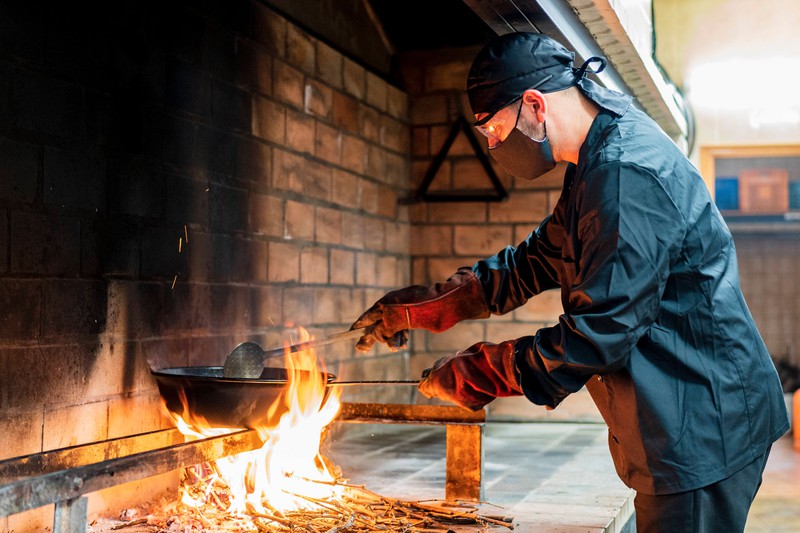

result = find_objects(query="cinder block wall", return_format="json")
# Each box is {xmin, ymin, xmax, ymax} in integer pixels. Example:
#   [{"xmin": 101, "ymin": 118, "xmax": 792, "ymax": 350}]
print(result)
[{"xmin": 0, "ymin": 1, "xmax": 412, "ymax": 529}]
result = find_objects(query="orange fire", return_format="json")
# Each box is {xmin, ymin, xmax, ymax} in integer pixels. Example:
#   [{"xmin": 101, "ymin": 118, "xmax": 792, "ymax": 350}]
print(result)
[{"xmin": 173, "ymin": 328, "xmax": 343, "ymax": 515}]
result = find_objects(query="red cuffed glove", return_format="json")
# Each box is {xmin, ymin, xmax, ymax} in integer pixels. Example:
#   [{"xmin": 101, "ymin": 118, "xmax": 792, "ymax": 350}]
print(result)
[
  {"xmin": 417, "ymin": 341, "xmax": 523, "ymax": 411},
  {"xmin": 350, "ymin": 268, "xmax": 490, "ymax": 352}
]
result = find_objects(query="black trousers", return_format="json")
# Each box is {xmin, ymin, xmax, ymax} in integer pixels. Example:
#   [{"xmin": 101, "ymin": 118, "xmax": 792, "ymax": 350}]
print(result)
[{"xmin": 633, "ymin": 447, "xmax": 771, "ymax": 533}]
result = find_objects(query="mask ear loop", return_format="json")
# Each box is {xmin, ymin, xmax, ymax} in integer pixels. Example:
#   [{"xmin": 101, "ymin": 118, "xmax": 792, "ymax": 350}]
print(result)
[{"xmin": 573, "ymin": 56, "xmax": 607, "ymax": 81}]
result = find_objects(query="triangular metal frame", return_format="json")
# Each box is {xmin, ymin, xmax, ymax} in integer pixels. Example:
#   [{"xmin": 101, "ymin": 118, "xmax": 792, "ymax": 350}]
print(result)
[{"xmin": 416, "ymin": 115, "xmax": 508, "ymax": 203}]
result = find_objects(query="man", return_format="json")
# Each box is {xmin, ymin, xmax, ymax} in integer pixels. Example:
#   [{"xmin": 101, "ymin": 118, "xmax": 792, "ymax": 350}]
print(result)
[{"xmin": 351, "ymin": 32, "xmax": 789, "ymax": 532}]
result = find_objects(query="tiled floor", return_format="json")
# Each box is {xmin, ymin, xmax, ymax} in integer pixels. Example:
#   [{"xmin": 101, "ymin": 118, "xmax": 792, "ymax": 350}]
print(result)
[
  {"xmin": 328, "ymin": 422, "xmax": 799, "ymax": 532},
  {"xmin": 746, "ymin": 434, "xmax": 800, "ymax": 532}
]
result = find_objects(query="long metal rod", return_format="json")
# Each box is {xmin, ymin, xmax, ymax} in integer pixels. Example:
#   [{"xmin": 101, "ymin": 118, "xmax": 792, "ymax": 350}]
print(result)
[
  {"xmin": 338, "ymin": 402, "xmax": 485, "ymax": 425},
  {"xmin": 0, "ymin": 429, "xmax": 263, "ymax": 517}
]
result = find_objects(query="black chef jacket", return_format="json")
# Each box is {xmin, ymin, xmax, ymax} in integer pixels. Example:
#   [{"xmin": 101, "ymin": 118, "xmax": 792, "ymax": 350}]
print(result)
[{"xmin": 472, "ymin": 101, "xmax": 790, "ymax": 495}]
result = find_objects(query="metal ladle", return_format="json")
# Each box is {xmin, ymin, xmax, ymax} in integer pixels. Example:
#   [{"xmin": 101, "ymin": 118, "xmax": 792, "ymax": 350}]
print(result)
[{"xmin": 222, "ymin": 329, "xmax": 366, "ymax": 378}]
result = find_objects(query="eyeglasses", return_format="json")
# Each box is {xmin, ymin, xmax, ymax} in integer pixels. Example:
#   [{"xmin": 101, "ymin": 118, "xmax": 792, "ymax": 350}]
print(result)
[{"xmin": 472, "ymin": 74, "xmax": 553, "ymax": 142}]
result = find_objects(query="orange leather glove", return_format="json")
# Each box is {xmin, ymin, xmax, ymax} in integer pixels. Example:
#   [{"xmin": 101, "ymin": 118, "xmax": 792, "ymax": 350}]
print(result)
[
  {"xmin": 417, "ymin": 341, "xmax": 523, "ymax": 411},
  {"xmin": 350, "ymin": 268, "xmax": 489, "ymax": 352}
]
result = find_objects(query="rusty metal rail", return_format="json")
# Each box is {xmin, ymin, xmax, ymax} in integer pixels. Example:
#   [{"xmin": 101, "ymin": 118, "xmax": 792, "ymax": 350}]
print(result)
[{"xmin": 0, "ymin": 402, "xmax": 485, "ymax": 531}]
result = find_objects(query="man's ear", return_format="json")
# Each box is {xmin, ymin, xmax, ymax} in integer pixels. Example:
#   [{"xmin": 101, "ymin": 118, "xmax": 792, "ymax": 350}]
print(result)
[{"xmin": 522, "ymin": 89, "xmax": 547, "ymax": 122}]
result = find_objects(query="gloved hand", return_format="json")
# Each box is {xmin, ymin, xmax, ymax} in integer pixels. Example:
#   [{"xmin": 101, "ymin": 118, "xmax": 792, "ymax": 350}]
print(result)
[
  {"xmin": 350, "ymin": 268, "xmax": 490, "ymax": 352},
  {"xmin": 417, "ymin": 341, "xmax": 523, "ymax": 411}
]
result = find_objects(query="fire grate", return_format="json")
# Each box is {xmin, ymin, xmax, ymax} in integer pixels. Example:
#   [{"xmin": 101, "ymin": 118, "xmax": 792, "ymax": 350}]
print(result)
[{"xmin": 0, "ymin": 402, "xmax": 485, "ymax": 532}]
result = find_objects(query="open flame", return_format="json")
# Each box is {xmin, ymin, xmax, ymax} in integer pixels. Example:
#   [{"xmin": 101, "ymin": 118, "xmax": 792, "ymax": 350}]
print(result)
[{"xmin": 173, "ymin": 328, "xmax": 343, "ymax": 515}]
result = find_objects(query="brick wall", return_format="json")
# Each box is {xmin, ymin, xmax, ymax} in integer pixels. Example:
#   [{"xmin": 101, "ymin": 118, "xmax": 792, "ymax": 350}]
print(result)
[
  {"xmin": 0, "ymin": 1, "xmax": 411, "ymax": 529},
  {"xmin": 398, "ymin": 49, "xmax": 575, "ymax": 420}
]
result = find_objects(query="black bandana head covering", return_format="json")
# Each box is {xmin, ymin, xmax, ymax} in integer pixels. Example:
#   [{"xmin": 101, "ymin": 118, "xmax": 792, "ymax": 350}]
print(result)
[{"xmin": 467, "ymin": 32, "xmax": 632, "ymax": 119}]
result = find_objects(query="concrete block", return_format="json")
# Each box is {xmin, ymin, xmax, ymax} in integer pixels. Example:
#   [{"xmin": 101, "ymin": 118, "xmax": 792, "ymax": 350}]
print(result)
[
  {"xmin": 193, "ymin": 125, "xmax": 237, "ymax": 178},
  {"xmin": 210, "ymin": 79, "xmax": 252, "ymax": 132},
  {"xmin": 488, "ymin": 191, "xmax": 550, "ymax": 223},
  {"xmin": 13, "ymin": 68, "xmax": 83, "ymax": 137},
  {"xmin": 6, "ymin": 505, "xmax": 53, "ymax": 533},
  {"xmin": 366, "ymin": 145, "xmax": 387, "ymax": 184},
  {"xmin": 0, "ymin": 136, "xmax": 37, "ymax": 203},
  {"xmin": 43, "ymin": 145, "xmax": 106, "ymax": 211},
  {"xmin": 376, "ymin": 186, "xmax": 398, "ymax": 219},
  {"xmin": 341, "ymin": 212, "xmax": 366, "ymax": 249},
  {"xmin": 359, "ymin": 179, "xmax": 379, "ymax": 214},
  {"xmin": 284, "ymin": 199, "xmax": 315, "ymax": 241},
  {"xmin": 0, "ymin": 210, "xmax": 6, "ymax": 271},
  {"xmin": 252, "ymin": 94, "xmax": 286, "ymax": 143},
  {"xmin": 273, "ymin": 58, "xmax": 304, "ymax": 108},
  {"xmin": 384, "ymin": 221, "xmax": 410, "ymax": 255},
  {"xmin": 410, "ymin": 225, "xmax": 453, "ymax": 256},
  {"xmin": 283, "ymin": 286, "xmax": 315, "ymax": 325},
  {"xmin": 427, "ymin": 321, "xmax": 485, "ymax": 352},
  {"xmin": 165, "ymin": 175, "xmax": 210, "ymax": 227},
  {"xmin": 485, "ymin": 322, "xmax": 540, "ymax": 343},
  {"xmin": 42, "ymin": 279, "xmax": 108, "ymax": 337},
  {"xmin": 315, "ymin": 206, "xmax": 342, "ymax": 245},
  {"xmin": 380, "ymin": 115, "xmax": 408, "ymax": 153},
  {"xmin": 428, "ymin": 202, "xmax": 487, "ymax": 223},
  {"xmin": 235, "ymin": 37, "xmax": 273, "ymax": 94},
  {"xmin": 254, "ymin": 285, "xmax": 284, "ymax": 329},
  {"xmin": 140, "ymin": 226, "xmax": 183, "ymax": 280},
  {"xmin": 250, "ymin": 193, "xmax": 283, "ymax": 237},
  {"xmin": 286, "ymin": 108, "xmax": 315, "ymax": 154},
  {"xmin": 107, "ymin": 392, "xmax": 169, "ymax": 439},
  {"xmin": 454, "ymin": 225, "xmax": 512, "ymax": 256},
  {"xmin": 272, "ymin": 148, "xmax": 332, "ymax": 201},
  {"xmin": 161, "ymin": 282, "xmax": 213, "ymax": 332},
  {"xmin": 268, "ymin": 241, "xmax": 300, "ymax": 282},
  {"xmin": 300, "ymin": 246, "xmax": 329, "ymax": 284},
  {"xmin": 105, "ymin": 281, "xmax": 165, "ymax": 338},
  {"xmin": 316, "ymin": 41, "xmax": 342, "ymax": 88},
  {"xmin": 311, "ymin": 287, "xmax": 339, "ymax": 324},
  {"xmin": 315, "ymin": 120, "xmax": 341, "ymax": 164},
  {"xmin": 144, "ymin": 110, "xmax": 196, "ymax": 169},
  {"xmin": 356, "ymin": 252, "xmax": 377, "ymax": 286},
  {"xmin": 10, "ymin": 211, "xmax": 80, "ymax": 275},
  {"xmin": 341, "ymin": 134, "xmax": 367, "ymax": 174},
  {"xmin": 363, "ymin": 218, "xmax": 385, "ymax": 251},
  {"xmin": 210, "ymin": 284, "xmax": 254, "ymax": 331},
  {"xmin": 330, "ymin": 248, "xmax": 355, "ymax": 285},
  {"xmin": 0, "ymin": 407, "xmax": 43, "ymax": 459},
  {"xmin": 387, "ymin": 85, "xmax": 409, "ymax": 121},
  {"xmin": 342, "ymin": 57, "xmax": 366, "ymax": 99},
  {"xmin": 43, "ymin": 401, "xmax": 108, "ymax": 450},
  {"xmin": 107, "ymin": 156, "xmax": 165, "ymax": 218},
  {"xmin": 305, "ymin": 78, "xmax": 333, "ymax": 119},
  {"xmin": 207, "ymin": 184, "xmax": 249, "ymax": 232},
  {"xmin": 165, "ymin": 57, "xmax": 211, "ymax": 117},
  {"xmin": 0, "ymin": 280, "xmax": 40, "ymax": 342},
  {"xmin": 384, "ymin": 151, "xmax": 408, "ymax": 188},
  {"xmin": 333, "ymin": 91, "xmax": 360, "ymax": 134},
  {"xmin": 410, "ymin": 94, "xmax": 449, "ymax": 125},
  {"xmin": 365, "ymin": 71, "xmax": 387, "ymax": 112},
  {"xmin": 286, "ymin": 24, "xmax": 316, "ymax": 75},
  {"xmin": 80, "ymin": 218, "xmax": 140, "ymax": 277},
  {"xmin": 377, "ymin": 255, "xmax": 398, "ymax": 287}
]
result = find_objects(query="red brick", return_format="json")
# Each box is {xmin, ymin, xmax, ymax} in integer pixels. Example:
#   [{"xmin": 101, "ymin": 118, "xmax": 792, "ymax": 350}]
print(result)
[
  {"xmin": 359, "ymin": 104, "xmax": 381, "ymax": 143},
  {"xmin": 411, "ymin": 94, "xmax": 448, "ymax": 125},
  {"xmin": 428, "ymin": 202, "xmax": 487, "ymax": 223},
  {"xmin": 286, "ymin": 108, "xmax": 315, "ymax": 154},
  {"xmin": 236, "ymin": 136, "xmax": 271, "ymax": 185},
  {"xmin": 359, "ymin": 179, "xmax": 379, "ymax": 214},
  {"xmin": 301, "ymin": 246, "xmax": 329, "ymax": 284},
  {"xmin": 283, "ymin": 286, "xmax": 315, "ymax": 326},
  {"xmin": 381, "ymin": 114, "xmax": 409, "ymax": 152},
  {"xmin": 252, "ymin": 3, "xmax": 286, "ymax": 56},
  {"xmin": 385, "ymin": 221, "xmax": 410, "ymax": 255},
  {"xmin": 255, "ymin": 285, "xmax": 284, "ymax": 328},
  {"xmin": 330, "ymin": 248, "xmax": 355, "ymax": 285},
  {"xmin": 184, "ymin": 232, "xmax": 234, "ymax": 282},
  {"xmin": 235, "ymin": 38, "xmax": 272, "ymax": 94},
  {"xmin": 427, "ymin": 321, "xmax": 484, "ymax": 352},
  {"xmin": 250, "ymin": 193, "xmax": 283, "ymax": 236},
  {"xmin": 384, "ymin": 152, "xmax": 408, "ymax": 188},
  {"xmin": 272, "ymin": 148, "xmax": 332, "ymax": 201},
  {"xmin": 341, "ymin": 134, "xmax": 367, "ymax": 174},
  {"xmin": 333, "ymin": 91, "xmax": 359, "ymax": 133},
  {"xmin": 268, "ymin": 241, "xmax": 300, "ymax": 282},
  {"xmin": 396, "ymin": 257, "xmax": 411, "ymax": 286},
  {"xmin": 453, "ymin": 158, "xmax": 495, "ymax": 190},
  {"xmin": 315, "ymin": 120, "xmax": 341, "ymax": 164},
  {"xmin": 284, "ymin": 199, "xmax": 315, "ymax": 241},
  {"xmin": 488, "ymin": 191, "xmax": 550, "ymax": 224},
  {"xmin": 454, "ymin": 225, "xmax": 512, "ymax": 256},
  {"xmin": 363, "ymin": 219, "xmax": 385, "ymax": 251},
  {"xmin": 366, "ymin": 144, "xmax": 387, "ymax": 183},
  {"xmin": 316, "ymin": 41, "xmax": 343, "ymax": 88},
  {"xmin": 341, "ymin": 212, "xmax": 366, "ymax": 249},
  {"xmin": 427, "ymin": 258, "xmax": 478, "ymax": 283},
  {"xmin": 430, "ymin": 124, "xmax": 473, "ymax": 156},
  {"xmin": 252, "ymin": 95, "xmax": 285, "ymax": 143},
  {"xmin": 486, "ymin": 322, "xmax": 540, "ymax": 342},
  {"xmin": 387, "ymin": 85, "xmax": 409, "ymax": 120},
  {"xmin": 286, "ymin": 24, "xmax": 315, "ymax": 74},
  {"xmin": 232, "ymin": 238, "xmax": 268, "ymax": 282},
  {"xmin": 410, "ymin": 225, "xmax": 452, "ymax": 256},
  {"xmin": 0, "ymin": 279, "xmax": 41, "ymax": 340},
  {"xmin": 343, "ymin": 57, "xmax": 366, "ymax": 99},
  {"xmin": 513, "ymin": 288, "xmax": 563, "ymax": 322},
  {"xmin": 305, "ymin": 78, "xmax": 333, "ymax": 119},
  {"xmin": 332, "ymin": 169, "xmax": 360, "ymax": 207},
  {"xmin": 424, "ymin": 59, "xmax": 471, "ymax": 92},
  {"xmin": 412, "ymin": 127, "xmax": 430, "ymax": 156},
  {"xmin": 273, "ymin": 59, "xmax": 304, "ymax": 107},
  {"xmin": 312, "ymin": 287, "xmax": 339, "ymax": 324},
  {"xmin": 316, "ymin": 206, "xmax": 343, "ymax": 245},
  {"xmin": 377, "ymin": 255, "xmax": 398, "ymax": 287},
  {"xmin": 43, "ymin": 401, "xmax": 108, "ymax": 450},
  {"xmin": 365, "ymin": 71, "xmax": 387, "ymax": 111},
  {"xmin": 412, "ymin": 257, "xmax": 427, "ymax": 284},
  {"xmin": 356, "ymin": 252, "xmax": 377, "ymax": 286},
  {"xmin": 107, "ymin": 393, "xmax": 166, "ymax": 438},
  {"xmin": 514, "ymin": 224, "xmax": 535, "ymax": 244},
  {"xmin": 377, "ymin": 185, "xmax": 398, "ymax": 219}
]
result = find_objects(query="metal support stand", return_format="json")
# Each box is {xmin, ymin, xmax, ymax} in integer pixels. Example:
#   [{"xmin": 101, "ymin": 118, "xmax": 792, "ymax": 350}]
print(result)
[{"xmin": 53, "ymin": 497, "xmax": 88, "ymax": 533}]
